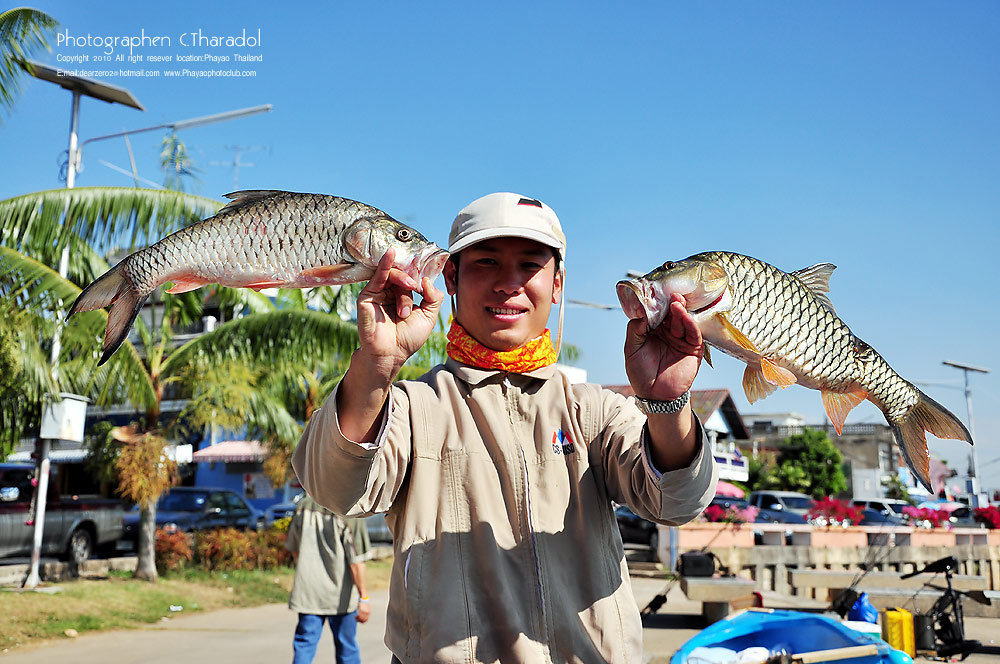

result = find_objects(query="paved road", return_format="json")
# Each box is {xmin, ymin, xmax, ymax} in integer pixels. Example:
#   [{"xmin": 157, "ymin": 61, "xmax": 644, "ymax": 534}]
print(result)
[{"xmin": 2, "ymin": 577, "xmax": 998, "ymax": 663}]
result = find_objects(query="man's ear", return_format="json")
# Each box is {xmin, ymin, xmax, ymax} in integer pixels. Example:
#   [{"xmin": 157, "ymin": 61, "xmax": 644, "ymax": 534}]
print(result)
[
  {"xmin": 444, "ymin": 258, "xmax": 458, "ymax": 296},
  {"xmin": 552, "ymin": 267, "xmax": 563, "ymax": 304}
]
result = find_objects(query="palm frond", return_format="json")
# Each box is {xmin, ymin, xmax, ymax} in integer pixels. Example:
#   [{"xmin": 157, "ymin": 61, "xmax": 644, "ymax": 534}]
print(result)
[
  {"xmin": 0, "ymin": 7, "xmax": 57, "ymax": 119},
  {"xmin": 162, "ymin": 309, "xmax": 359, "ymax": 378},
  {"xmin": 0, "ymin": 188, "xmax": 221, "ymax": 264},
  {"xmin": 0, "ymin": 246, "xmax": 156, "ymax": 413}
]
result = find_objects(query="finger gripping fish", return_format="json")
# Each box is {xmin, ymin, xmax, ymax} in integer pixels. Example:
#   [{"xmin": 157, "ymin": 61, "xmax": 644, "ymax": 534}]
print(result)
[
  {"xmin": 68, "ymin": 190, "xmax": 449, "ymax": 366},
  {"xmin": 616, "ymin": 251, "xmax": 972, "ymax": 492}
]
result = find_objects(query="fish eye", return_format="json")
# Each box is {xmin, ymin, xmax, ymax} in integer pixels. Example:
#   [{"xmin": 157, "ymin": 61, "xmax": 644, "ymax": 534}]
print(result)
[
  {"xmin": 662, "ymin": 261, "xmax": 676, "ymax": 270},
  {"xmin": 396, "ymin": 228, "xmax": 413, "ymax": 242}
]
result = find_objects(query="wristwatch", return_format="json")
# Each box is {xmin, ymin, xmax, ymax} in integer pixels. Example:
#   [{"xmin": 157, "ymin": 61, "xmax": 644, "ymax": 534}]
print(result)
[{"xmin": 633, "ymin": 391, "xmax": 691, "ymax": 415}]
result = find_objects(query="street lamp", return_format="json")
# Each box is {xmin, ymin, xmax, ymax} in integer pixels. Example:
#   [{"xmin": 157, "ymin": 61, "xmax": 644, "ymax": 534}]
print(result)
[
  {"xmin": 19, "ymin": 59, "xmax": 145, "ymax": 589},
  {"xmin": 19, "ymin": 61, "xmax": 272, "ymax": 589},
  {"xmin": 942, "ymin": 360, "xmax": 990, "ymax": 506}
]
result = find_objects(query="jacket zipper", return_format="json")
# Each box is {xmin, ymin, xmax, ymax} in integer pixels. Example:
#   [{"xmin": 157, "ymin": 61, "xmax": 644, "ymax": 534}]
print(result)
[{"xmin": 502, "ymin": 375, "xmax": 551, "ymax": 660}]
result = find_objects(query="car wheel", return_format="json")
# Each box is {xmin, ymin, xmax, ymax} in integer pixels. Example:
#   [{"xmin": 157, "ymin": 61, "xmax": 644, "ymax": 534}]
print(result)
[
  {"xmin": 255, "ymin": 517, "xmax": 266, "ymax": 531},
  {"xmin": 65, "ymin": 528, "xmax": 93, "ymax": 566}
]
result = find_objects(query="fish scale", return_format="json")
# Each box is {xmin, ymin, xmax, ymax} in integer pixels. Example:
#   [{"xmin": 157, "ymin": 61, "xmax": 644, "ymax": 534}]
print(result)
[
  {"xmin": 69, "ymin": 190, "xmax": 448, "ymax": 366},
  {"xmin": 616, "ymin": 250, "xmax": 973, "ymax": 492}
]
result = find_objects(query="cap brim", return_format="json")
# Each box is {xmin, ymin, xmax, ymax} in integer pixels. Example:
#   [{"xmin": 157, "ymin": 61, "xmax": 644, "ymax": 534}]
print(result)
[{"xmin": 449, "ymin": 227, "xmax": 565, "ymax": 258}]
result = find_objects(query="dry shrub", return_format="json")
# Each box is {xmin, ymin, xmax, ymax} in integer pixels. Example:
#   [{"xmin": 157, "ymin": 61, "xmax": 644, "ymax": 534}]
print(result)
[
  {"xmin": 155, "ymin": 528, "xmax": 193, "ymax": 574},
  {"xmin": 192, "ymin": 525, "xmax": 291, "ymax": 572}
]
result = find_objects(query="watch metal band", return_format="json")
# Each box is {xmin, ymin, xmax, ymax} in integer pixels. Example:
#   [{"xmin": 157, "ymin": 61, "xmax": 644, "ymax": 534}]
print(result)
[{"xmin": 633, "ymin": 390, "xmax": 691, "ymax": 415}]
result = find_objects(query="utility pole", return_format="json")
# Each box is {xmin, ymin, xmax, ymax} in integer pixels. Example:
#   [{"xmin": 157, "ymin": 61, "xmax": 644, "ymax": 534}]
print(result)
[{"xmin": 942, "ymin": 360, "xmax": 990, "ymax": 507}]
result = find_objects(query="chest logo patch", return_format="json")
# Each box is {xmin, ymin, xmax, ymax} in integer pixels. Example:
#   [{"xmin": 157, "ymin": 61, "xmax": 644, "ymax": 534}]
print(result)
[{"xmin": 551, "ymin": 429, "xmax": 575, "ymax": 456}]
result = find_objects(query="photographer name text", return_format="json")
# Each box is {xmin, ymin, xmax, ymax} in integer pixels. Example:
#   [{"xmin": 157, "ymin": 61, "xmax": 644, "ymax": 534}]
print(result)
[{"xmin": 56, "ymin": 28, "xmax": 261, "ymax": 56}]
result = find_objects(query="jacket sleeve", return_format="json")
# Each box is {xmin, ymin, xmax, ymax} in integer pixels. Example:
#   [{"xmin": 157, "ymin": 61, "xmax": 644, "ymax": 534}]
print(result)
[
  {"xmin": 291, "ymin": 381, "xmax": 414, "ymax": 518},
  {"xmin": 587, "ymin": 385, "xmax": 718, "ymax": 526}
]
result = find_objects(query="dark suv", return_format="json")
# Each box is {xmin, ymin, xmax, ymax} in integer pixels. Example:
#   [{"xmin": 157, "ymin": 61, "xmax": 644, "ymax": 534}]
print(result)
[{"xmin": 120, "ymin": 487, "xmax": 265, "ymax": 549}]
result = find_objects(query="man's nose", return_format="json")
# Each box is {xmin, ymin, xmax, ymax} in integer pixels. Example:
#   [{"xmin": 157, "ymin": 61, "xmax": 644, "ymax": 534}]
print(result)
[{"xmin": 494, "ymin": 269, "xmax": 525, "ymax": 295}]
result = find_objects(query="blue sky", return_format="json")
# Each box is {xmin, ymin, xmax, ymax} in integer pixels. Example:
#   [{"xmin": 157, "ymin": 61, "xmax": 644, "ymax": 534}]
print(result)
[{"xmin": 3, "ymin": 2, "xmax": 998, "ymax": 491}]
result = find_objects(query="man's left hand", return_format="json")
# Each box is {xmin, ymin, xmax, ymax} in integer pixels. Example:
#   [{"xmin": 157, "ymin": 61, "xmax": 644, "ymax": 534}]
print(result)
[
  {"xmin": 356, "ymin": 601, "xmax": 371, "ymax": 623},
  {"xmin": 624, "ymin": 293, "xmax": 703, "ymax": 400}
]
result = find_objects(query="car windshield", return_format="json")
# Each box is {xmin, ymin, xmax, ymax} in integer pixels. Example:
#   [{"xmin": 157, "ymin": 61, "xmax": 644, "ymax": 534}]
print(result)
[
  {"xmin": 887, "ymin": 503, "xmax": 906, "ymax": 514},
  {"xmin": 783, "ymin": 496, "xmax": 815, "ymax": 509},
  {"xmin": 158, "ymin": 492, "xmax": 209, "ymax": 512}
]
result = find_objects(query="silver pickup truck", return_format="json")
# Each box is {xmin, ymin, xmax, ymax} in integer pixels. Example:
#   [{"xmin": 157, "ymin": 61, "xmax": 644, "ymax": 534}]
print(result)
[{"xmin": 0, "ymin": 462, "xmax": 124, "ymax": 564}]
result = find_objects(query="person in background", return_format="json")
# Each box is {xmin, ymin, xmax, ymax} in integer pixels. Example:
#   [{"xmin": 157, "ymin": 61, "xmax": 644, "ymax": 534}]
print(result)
[
  {"xmin": 286, "ymin": 495, "xmax": 372, "ymax": 664},
  {"xmin": 294, "ymin": 192, "xmax": 718, "ymax": 663}
]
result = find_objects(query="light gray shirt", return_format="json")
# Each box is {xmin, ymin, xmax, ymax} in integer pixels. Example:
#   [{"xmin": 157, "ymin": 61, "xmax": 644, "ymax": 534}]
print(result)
[{"xmin": 286, "ymin": 496, "xmax": 370, "ymax": 615}]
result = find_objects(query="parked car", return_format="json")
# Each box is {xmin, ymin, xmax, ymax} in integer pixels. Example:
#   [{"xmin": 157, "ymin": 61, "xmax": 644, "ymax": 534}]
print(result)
[
  {"xmin": 851, "ymin": 498, "xmax": 910, "ymax": 519},
  {"xmin": 267, "ymin": 490, "xmax": 393, "ymax": 543},
  {"xmin": 747, "ymin": 490, "xmax": 815, "ymax": 517},
  {"xmin": 119, "ymin": 486, "xmax": 265, "ymax": 550},
  {"xmin": 614, "ymin": 505, "xmax": 658, "ymax": 550},
  {"xmin": 858, "ymin": 507, "xmax": 906, "ymax": 526},
  {"xmin": 0, "ymin": 463, "xmax": 124, "ymax": 564},
  {"xmin": 947, "ymin": 506, "xmax": 981, "ymax": 528}
]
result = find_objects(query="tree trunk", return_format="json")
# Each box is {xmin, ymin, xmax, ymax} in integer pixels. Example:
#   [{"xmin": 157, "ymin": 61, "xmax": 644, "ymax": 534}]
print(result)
[{"xmin": 133, "ymin": 502, "xmax": 158, "ymax": 582}]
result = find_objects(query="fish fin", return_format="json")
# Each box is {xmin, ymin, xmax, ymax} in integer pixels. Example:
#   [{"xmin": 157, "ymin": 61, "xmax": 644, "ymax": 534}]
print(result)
[
  {"xmin": 743, "ymin": 364, "xmax": 778, "ymax": 403},
  {"xmin": 99, "ymin": 275, "xmax": 148, "ymax": 366},
  {"xmin": 244, "ymin": 280, "xmax": 288, "ymax": 292},
  {"xmin": 165, "ymin": 277, "xmax": 209, "ymax": 294},
  {"xmin": 760, "ymin": 357, "xmax": 797, "ymax": 388},
  {"xmin": 821, "ymin": 389, "xmax": 867, "ymax": 435},
  {"xmin": 887, "ymin": 389, "xmax": 973, "ymax": 493},
  {"xmin": 69, "ymin": 260, "xmax": 148, "ymax": 364},
  {"xmin": 218, "ymin": 190, "xmax": 289, "ymax": 215},
  {"xmin": 716, "ymin": 313, "xmax": 760, "ymax": 353},
  {"xmin": 702, "ymin": 344, "xmax": 713, "ymax": 368},
  {"xmin": 791, "ymin": 262, "xmax": 837, "ymax": 314},
  {"xmin": 68, "ymin": 265, "xmax": 118, "ymax": 317},
  {"xmin": 299, "ymin": 263, "xmax": 371, "ymax": 285}
]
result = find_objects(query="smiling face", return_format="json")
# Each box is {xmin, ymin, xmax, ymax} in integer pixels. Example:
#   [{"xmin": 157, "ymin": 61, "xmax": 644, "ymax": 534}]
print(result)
[{"xmin": 444, "ymin": 236, "xmax": 562, "ymax": 352}]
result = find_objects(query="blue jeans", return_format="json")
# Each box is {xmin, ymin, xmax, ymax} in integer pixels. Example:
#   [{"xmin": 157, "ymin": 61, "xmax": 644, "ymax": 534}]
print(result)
[{"xmin": 292, "ymin": 612, "xmax": 360, "ymax": 664}]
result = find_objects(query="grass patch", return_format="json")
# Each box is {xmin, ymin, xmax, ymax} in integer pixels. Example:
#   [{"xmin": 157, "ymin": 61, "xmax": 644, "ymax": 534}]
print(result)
[{"xmin": 1, "ymin": 557, "xmax": 394, "ymax": 654}]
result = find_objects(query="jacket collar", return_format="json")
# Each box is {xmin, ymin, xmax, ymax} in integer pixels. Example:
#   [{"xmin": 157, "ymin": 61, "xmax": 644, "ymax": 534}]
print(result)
[{"xmin": 444, "ymin": 357, "xmax": 559, "ymax": 386}]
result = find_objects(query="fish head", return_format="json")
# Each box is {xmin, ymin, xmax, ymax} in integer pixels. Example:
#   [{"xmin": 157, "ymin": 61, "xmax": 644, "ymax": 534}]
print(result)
[
  {"xmin": 616, "ymin": 257, "xmax": 729, "ymax": 329},
  {"xmin": 344, "ymin": 216, "xmax": 450, "ymax": 287}
]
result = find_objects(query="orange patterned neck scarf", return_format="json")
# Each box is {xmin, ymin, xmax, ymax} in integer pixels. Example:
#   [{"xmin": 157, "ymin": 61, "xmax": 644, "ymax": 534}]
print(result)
[{"xmin": 446, "ymin": 321, "xmax": 557, "ymax": 373}]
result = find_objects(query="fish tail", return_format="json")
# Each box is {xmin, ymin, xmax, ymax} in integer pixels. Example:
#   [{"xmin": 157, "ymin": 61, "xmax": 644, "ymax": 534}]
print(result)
[
  {"xmin": 889, "ymin": 390, "xmax": 973, "ymax": 493},
  {"xmin": 68, "ymin": 261, "xmax": 148, "ymax": 365}
]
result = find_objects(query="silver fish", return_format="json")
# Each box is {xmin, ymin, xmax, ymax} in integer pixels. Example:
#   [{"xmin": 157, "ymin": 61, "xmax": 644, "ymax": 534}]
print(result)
[
  {"xmin": 616, "ymin": 251, "xmax": 972, "ymax": 492},
  {"xmin": 69, "ymin": 190, "xmax": 449, "ymax": 365}
]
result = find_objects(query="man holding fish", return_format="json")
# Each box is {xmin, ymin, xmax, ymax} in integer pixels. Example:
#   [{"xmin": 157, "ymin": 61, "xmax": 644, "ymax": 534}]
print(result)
[{"xmin": 292, "ymin": 192, "xmax": 718, "ymax": 664}]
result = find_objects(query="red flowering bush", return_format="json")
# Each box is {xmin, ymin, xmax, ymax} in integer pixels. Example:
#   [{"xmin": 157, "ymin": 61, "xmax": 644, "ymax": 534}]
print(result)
[
  {"xmin": 903, "ymin": 506, "xmax": 951, "ymax": 528},
  {"xmin": 807, "ymin": 496, "xmax": 864, "ymax": 526},
  {"xmin": 974, "ymin": 505, "xmax": 1000, "ymax": 529}
]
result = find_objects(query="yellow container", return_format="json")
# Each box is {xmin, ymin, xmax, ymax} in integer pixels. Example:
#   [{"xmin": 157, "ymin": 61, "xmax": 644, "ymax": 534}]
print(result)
[{"xmin": 882, "ymin": 607, "xmax": 915, "ymax": 656}]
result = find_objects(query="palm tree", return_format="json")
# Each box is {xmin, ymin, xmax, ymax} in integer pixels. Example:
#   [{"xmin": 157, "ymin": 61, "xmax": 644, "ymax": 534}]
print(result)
[
  {"xmin": 0, "ymin": 187, "xmax": 361, "ymax": 580},
  {"xmin": 0, "ymin": 7, "xmax": 57, "ymax": 120}
]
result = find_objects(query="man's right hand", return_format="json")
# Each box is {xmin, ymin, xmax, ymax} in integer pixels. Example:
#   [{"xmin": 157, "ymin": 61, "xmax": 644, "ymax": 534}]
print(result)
[
  {"xmin": 355, "ymin": 248, "xmax": 444, "ymax": 383},
  {"xmin": 337, "ymin": 249, "xmax": 444, "ymax": 443}
]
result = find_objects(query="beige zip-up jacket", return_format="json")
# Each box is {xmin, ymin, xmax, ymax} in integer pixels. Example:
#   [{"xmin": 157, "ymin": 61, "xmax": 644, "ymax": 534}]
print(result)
[{"xmin": 293, "ymin": 359, "xmax": 718, "ymax": 664}]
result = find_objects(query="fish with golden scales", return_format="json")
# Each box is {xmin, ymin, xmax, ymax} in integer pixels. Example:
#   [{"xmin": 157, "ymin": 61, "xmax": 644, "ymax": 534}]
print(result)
[
  {"xmin": 616, "ymin": 251, "xmax": 972, "ymax": 492},
  {"xmin": 68, "ymin": 190, "xmax": 449, "ymax": 365}
]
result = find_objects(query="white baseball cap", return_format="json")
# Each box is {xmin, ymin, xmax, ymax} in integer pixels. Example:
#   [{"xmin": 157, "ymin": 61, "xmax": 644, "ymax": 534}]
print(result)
[{"xmin": 449, "ymin": 192, "xmax": 566, "ymax": 261}]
